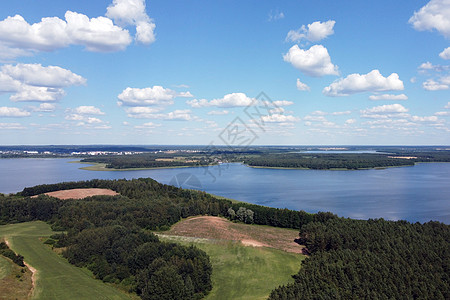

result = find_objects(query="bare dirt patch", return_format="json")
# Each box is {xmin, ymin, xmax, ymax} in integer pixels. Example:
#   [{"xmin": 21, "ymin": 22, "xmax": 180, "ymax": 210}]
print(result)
[
  {"xmin": 165, "ymin": 216, "xmax": 304, "ymax": 253},
  {"xmin": 41, "ymin": 188, "xmax": 118, "ymax": 200}
]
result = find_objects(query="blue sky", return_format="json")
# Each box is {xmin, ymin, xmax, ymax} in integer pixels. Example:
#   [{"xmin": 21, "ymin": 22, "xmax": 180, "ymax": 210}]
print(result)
[{"xmin": 0, "ymin": 0, "xmax": 449, "ymax": 145}]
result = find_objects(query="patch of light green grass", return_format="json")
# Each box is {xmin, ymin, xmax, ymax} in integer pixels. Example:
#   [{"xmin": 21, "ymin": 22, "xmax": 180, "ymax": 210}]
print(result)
[
  {"xmin": 0, "ymin": 256, "xmax": 12, "ymax": 280},
  {"xmin": 159, "ymin": 236, "xmax": 304, "ymax": 300},
  {"xmin": 0, "ymin": 221, "xmax": 135, "ymax": 300}
]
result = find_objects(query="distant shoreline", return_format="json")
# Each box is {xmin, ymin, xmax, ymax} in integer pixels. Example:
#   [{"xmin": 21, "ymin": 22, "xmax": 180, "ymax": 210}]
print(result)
[{"xmin": 70, "ymin": 160, "xmax": 196, "ymax": 171}]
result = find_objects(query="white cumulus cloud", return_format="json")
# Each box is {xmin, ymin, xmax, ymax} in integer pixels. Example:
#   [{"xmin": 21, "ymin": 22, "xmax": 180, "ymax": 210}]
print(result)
[
  {"xmin": 117, "ymin": 86, "xmax": 184, "ymax": 106},
  {"xmin": 0, "ymin": 0, "xmax": 156, "ymax": 59},
  {"xmin": 323, "ymin": 70, "xmax": 404, "ymax": 97},
  {"xmin": 423, "ymin": 77, "xmax": 450, "ymax": 90},
  {"xmin": 187, "ymin": 93, "xmax": 254, "ymax": 108},
  {"xmin": 283, "ymin": 45, "xmax": 339, "ymax": 77},
  {"xmin": 286, "ymin": 20, "xmax": 335, "ymax": 42},
  {"xmin": 261, "ymin": 114, "xmax": 300, "ymax": 123},
  {"xmin": 361, "ymin": 104, "xmax": 409, "ymax": 115},
  {"xmin": 10, "ymin": 86, "xmax": 66, "ymax": 102},
  {"xmin": 273, "ymin": 100, "xmax": 294, "ymax": 106},
  {"xmin": 0, "ymin": 63, "xmax": 85, "ymax": 102},
  {"xmin": 1, "ymin": 63, "xmax": 86, "ymax": 87},
  {"xmin": 439, "ymin": 47, "xmax": 450, "ymax": 59},
  {"xmin": 34, "ymin": 103, "xmax": 56, "ymax": 112},
  {"xmin": 106, "ymin": 0, "xmax": 156, "ymax": 44},
  {"xmin": 73, "ymin": 106, "xmax": 105, "ymax": 115},
  {"xmin": 207, "ymin": 110, "xmax": 230, "ymax": 115},
  {"xmin": 409, "ymin": 0, "xmax": 450, "ymax": 38},
  {"xmin": 369, "ymin": 94, "xmax": 408, "ymax": 100},
  {"xmin": 0, "ymin": 106, "xmax": 31, "ymax": 117},
  {"xmin": 296, "ymin": 78, "xmax": 310, "ymax": 91}
]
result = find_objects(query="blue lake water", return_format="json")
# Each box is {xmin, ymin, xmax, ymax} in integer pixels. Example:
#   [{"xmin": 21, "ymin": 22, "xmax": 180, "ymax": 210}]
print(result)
[{"xmin": 0, "ymin": 158, "xmax": 449, "ymax": 224}]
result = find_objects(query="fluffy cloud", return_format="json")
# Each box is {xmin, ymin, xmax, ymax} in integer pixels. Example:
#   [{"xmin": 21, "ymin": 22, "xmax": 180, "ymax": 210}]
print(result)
[
  {"xmin": 310, "ymin": 110, "xmax": 351, "ymax": 116},
  {"xmin": 64, "ymin": 11, "xmax": 132, "ymax": 52},
  {"xmin": 0, "ymin": 0, "xmax": 156, "ymax": 59},
  {"xmin": 1, "ymin": 63, "xmax": 86, "ymax": 87},
  {"xmin": 117, "ymin": 86, "xmax": 184, "ymax": 106},
  {"xmin": 10, "ymin": 86, "xmax": 66, "ymax": 102},
  {"xmin": 187, "ymin": 93, "xmax": 254, "ymax": 108},
  {"xmin": 418, "ymin": 61, "xmax": 449, "ymax": 72},
  {"xmin": 0, "ymin": 63, "xmax": 85, "ymax": 102},
  {"xmin": 33, "ymin": 103, "xmax": 56, "ymax": 112},
  {"xmin": 345, "ymin": 119, "xmax": 356, "ymax": 124},
  {"xmin": 273, "ymin": 100, "xmax": 294, "ymax": 106},
  {"xmin": 283, "ymin": 45, "xmax": 339, "ymax": 77},
  {"xmin": 439, "ymin": 47, "xmax": 450, "ymax": 59},
  {"xmin": 261, "ymin": 114, "xmax": 299, "ymax": 123},
  {"xmin": 106, "ymin": 0, "xmax": 155, "ymax": 44},
  {"xmin": 446, "ymin": 101, "xmax": 450, "ymax": 108},
  {"xmin": 323, "ymin": 70, "xmax": 404, "ymax": 97},
  {"xmin": 296, "ymin": 78, "xmax": 310, "ymax": 91},
  {"xmin": 66, "ymin": 113, "xmax": 103, "ymax": 124},
  {"xmin": 0, "ymin": 106, "xmax": 31, "ymax": 117},
  {"xmin": 409, "ymin": 0, "xmax": 450, "ymax": 38},
  {"xmin": 207, "ymin": 110, "xmax": 230, "ymax": 115},
  {"xmin": 286, "ymin": 20, "xmax": 335, "ymax": 42},
  {"xmin": 360, "ymin": 104, "xmax": 409, "ymax": 116},
  {"xmin": 423, "ymin": 77, "xmax": 450, "ymax": 90},
  {"xmin": 0, "ymin": 12, "xmax": 131, "ymax": 57},
  {"xmin": 411, "ymin": 115, "xmax": 439, "ymax": 122},
  {"xmin": 369, "ymin": 94, "xmax": 408, "ymax": 100},
  {"xmin": 73, "ymin": 106, "xmax": 105, "ymax": 115}
]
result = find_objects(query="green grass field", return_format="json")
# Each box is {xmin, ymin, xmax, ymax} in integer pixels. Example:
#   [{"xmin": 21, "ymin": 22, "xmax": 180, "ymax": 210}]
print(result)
[
  {"xmin": 0, "ymin": 221, "xmax": 136, "ymax": 300},
  {"xmin": 159, "ymin": 235, "xmax": 304, "ymax": 300}
]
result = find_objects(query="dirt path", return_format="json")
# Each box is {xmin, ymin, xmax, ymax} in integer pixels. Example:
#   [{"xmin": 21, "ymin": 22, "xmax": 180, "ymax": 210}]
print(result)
[{"xmin": 165, "ymin": 216, "xmax": 304, "ymax": 253}]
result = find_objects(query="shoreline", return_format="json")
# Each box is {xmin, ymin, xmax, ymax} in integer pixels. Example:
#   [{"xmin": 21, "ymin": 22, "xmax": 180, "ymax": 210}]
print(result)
[
  {"xmin": 70, "ymin": 160, "xmax": 208, "ymax": 171},
  {"xmin": 72, "ymin": 160, "xmax": 449, "ymax": 172}
]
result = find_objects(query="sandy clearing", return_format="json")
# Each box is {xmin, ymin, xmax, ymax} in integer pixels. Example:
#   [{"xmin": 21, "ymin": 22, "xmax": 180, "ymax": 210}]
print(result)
[
  {"xmin": 165, "ymin": 216, "xmax": 304, "ymax": 253},
  {"xmin": 37, "ymin": 188, "xmax": 118, "ymax": 200}
]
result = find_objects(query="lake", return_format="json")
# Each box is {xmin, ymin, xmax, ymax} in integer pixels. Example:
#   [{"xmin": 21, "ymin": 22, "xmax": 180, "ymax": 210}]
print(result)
[{"xmin": 0, "ymin": 158, "xmax": 449, "ymax": 224}]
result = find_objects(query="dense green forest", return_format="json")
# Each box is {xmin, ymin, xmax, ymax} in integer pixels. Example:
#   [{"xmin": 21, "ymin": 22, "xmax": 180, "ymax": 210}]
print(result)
[
  {"xmin": 79, "ymin": 150, "xmax": 450, "ymax": 170},
  {"xmin": 81, "ymin": 154, "xmax": 208, "ymax": 169},
  {"xmin": 269, "ymin": 218, "xmax": 450, "ymax": 299},
  {"xmin": 244, "ymin": 151, "xmax": 450, "ymax": 170},
  {"xmin": 1, "ymin": 178, "xmax": 449, "ymax": 299},
  {"xmin": 1, "ymin": 178, "xmax": 320, "ymax": 299}
]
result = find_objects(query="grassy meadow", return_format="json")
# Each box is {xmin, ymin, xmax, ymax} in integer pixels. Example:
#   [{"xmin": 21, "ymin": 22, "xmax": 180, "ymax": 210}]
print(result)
[
  {"xmin": 0, "ymin": 221, "xmax": 136, "ymax": 300},
  {"xmin": 160, "ymin": 235, "xmax": 304, "ymax": 300}
]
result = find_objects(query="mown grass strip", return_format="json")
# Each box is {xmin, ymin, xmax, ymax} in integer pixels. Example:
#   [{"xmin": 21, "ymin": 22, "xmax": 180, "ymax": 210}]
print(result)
[
  {"xmin": 0, "ymin": 221, "xmax": 135, "ymax": 300},
  {"xmin": 159, "ymin": 235, "xmax": 304, "ymax": 300}
]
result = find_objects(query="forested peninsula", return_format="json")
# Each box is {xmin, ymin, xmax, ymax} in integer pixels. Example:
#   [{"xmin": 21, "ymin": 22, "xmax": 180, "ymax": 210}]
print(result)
[
  {"xmin": 0, "ymin": 178, "xmax": 449, "ymax": 299},
  {"xmin": 79, "ymin": 150, "xmax": 450, "ymax": 171}
]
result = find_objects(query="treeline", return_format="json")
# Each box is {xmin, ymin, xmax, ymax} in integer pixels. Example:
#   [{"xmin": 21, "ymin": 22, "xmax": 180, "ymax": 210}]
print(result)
[
  {"xmin": 82, "ymin": 154, "xmax": 207, "ymax": 169},
  {"xmin": 244, "ymin": 153, "xmax": 416, "ymax": 169},
  {"xmin": 269, "ymin": 218, "xmax": 450, "ymax": 299},
  {"xmin": 19, "ymin": 179, "xmax": 324, "ymax": 230},
  {"xmin": 0, "ymin": 241, "xmax": 25, "ymax": 267},
  {"xmin": 2, "ymin": 178, "xmax": 332, "ymax": 299}
]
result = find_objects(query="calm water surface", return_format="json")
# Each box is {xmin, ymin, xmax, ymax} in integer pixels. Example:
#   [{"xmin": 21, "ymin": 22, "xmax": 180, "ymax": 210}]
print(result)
[{"xmin": 0, "ymin": 158, "xmax": 449, "ymax": 224}]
